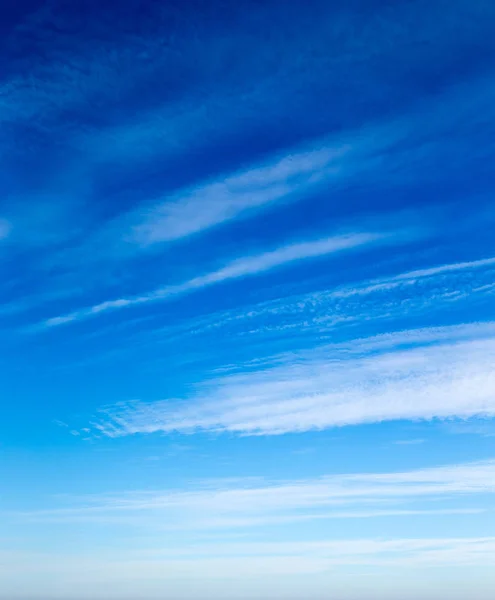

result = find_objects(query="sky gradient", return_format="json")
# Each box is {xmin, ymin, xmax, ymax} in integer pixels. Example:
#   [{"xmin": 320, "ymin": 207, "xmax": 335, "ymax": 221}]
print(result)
[{"xmin": 1, "ymin": 1, "xmax": 495, "ymax": 599}]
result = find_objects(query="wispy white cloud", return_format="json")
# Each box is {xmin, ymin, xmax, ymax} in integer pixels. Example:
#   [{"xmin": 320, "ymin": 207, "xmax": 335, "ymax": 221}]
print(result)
[
  {"xmin": 166, "ymin": 232, "xmax": 383, "ymax": 289},
  {"xmin": 97, "ymin": 68, "xmax": 490, "ymax": 253},
  {"xmin": 92, "ymin": 323, "xmax": 495, "ymax": 436},
  {"xmin": 127, "ymin": 536, "xmax": 495, "ymax": 569},
  {"xmin": 84, "ymin": 114, "xmax": 414, "ymax": 266},
  {"xmin": 128, "ymin": 143, "xmax": 352, "ymax": 245},
  {"xmin": 393, "ymin": 256, "xmax": 495, "ymax": 281},
  {"xmin": 43, "ymin": 230, "xmax": 388, "ymax": 327},
  {"xmin": 110, "ymin": 253, "xmax": 494, "ymax": 362},
  {"xmin": 332, "ymin": 255, "xmax": 495, "ymax": 298},
  {"xmin": 13, "ymin": 458, "xmax": 494, "ymax": 533},
  {"xmin": 141, "ymin": 253, "xmax": 495, "ymax": 345},
  {"xmin": 40, "ymin": 254, "xmax": 495, "ymax": 379}
]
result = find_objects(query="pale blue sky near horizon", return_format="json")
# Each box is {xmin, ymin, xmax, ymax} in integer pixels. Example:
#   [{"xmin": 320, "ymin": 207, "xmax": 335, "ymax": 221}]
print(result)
[{"xmin": 1, "ymin": 1, "xmax": 495, "ymax": 598}]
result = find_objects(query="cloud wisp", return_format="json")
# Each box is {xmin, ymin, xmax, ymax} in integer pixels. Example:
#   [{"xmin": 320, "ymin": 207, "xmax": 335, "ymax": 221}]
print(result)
[
  {"xmin": 139, "ymin": 251, "xmax": 495, "ymax": 349},
  {"xmin": 128, "ymin": 143, "xmax": 353, "ymax": 246},
  {"xmin": 13, "ymin": 458, "xmax": 494, "ymax": 531},
  {"xmin": 43, "ymin": 230, "xmax": 388, "ymax": 327},
  {"xmin": 92, "ymin": 323, "xmax": 495, "ymax": 437},
  {"xmin": 7, "ymin": 458, "xmax": 495, "ymax": 593}
]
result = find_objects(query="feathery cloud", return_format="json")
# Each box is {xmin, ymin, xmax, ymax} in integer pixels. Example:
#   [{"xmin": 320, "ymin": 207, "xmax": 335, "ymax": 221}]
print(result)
[
  {"xmin": 93, "ymin": 324, "xmax": 495, "ymax": 436},
  {"xmin": 128, "ymin": 144, "xmax": 352, "ymax": 245},
  {"xmin": 43, "ymin": 231, "xmax": 388, "ymax": 327},
  {"xmin": 13, "ymin": 458, "xmax": 494, "ymax": 532}
]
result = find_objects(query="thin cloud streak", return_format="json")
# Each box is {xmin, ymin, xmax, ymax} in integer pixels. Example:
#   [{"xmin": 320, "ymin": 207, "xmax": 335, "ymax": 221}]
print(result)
[
  {"xmin": 394, "ymin": 256, "xmax": 495, "ymax": 281},
  {"xmin": 43, "ymin": 231, "xmax": 386, "ymax": 327},
  {"xmin": 13, "ymin": 458, "xmax": 494, "ymax": 533},
  {"xmin": 40, "ymin": 256, "xmax": 495, "ymax": 376},
  {"xmin": 129, "ymin": 143, "xmax": 352, "ymax": 245},
  {"xmin": 125, "ymin": 258, "xmax": 495, "ymax": 359},
  {"xmin": 333, "ymin": 255, "xmax": 495, "ymax": 298},
  {"xmin": 93, "ymin": 325, "xmax": 495, "ymax": 436},
  {"xmin": 130, "ymin": 536, "xmax": 495, "ymax": 566}
]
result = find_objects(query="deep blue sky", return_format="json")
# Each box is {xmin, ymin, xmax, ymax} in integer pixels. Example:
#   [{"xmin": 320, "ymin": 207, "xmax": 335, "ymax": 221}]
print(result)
[{"xmin": 1, "ymin": 1, "xmax": 495, "ymax": 599}]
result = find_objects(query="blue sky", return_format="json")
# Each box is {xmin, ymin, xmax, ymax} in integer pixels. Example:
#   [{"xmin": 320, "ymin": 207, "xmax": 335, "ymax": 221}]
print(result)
[{"xmin": 1, "ymin": 0, "xmax": 495, "ymax": 598}]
